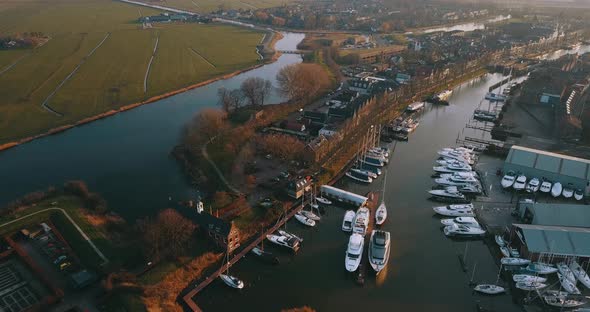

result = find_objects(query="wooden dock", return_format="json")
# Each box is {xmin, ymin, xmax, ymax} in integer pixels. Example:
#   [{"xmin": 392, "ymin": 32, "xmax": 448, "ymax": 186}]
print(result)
[
  {"xmin": 182, "ymin": 203, "xmax": 304, "ymax": 311},
  {"xmin": 355, "ymin": 191, "xmax": 378, "ymax": 285}
]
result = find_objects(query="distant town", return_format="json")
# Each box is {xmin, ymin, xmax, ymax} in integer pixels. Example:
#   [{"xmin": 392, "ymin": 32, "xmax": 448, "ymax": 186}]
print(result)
[{"xmin": 2, "ymin": 0, "xmax": 590, "ymax": 311}]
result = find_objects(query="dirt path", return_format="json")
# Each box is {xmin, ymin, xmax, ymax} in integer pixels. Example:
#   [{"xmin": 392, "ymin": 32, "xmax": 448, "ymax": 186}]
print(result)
[
  {"xmin": 0, "ymin": 53, "xmax": 31, "ymax": 77},
  {"xmin": 188, "ymin": 47, "xmax": 216, "ymax": 68},
  {"xmin": 201, "ymin": 138, "xmax": 242, "ymax": 195},
  {"xmin": 41, "ymin": 33, "xmax": 111, "ymax": 116},
  {"xmin": 144, "ymin": 35, "xmax": 159, "ymax": 93}
]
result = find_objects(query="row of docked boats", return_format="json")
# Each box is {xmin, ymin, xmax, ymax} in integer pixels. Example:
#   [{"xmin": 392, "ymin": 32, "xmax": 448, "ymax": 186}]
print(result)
[
  {"xmin": 342, "ymin": 205, "xmax": 391, "ymax": 274},
  {"xmin": 501, "ymin": 171, "xmax": 584, "ymax": 200},
  {"xmin": 432, "ymin": 203, "xmax": 487, "ymax": 237},
  {"xmin": 346, "ymin": 147, "xmax": 391, "ymax": 184},
  {"xmin": 429, "ymin": 147, "xmax": 482, "ymax": 202}
]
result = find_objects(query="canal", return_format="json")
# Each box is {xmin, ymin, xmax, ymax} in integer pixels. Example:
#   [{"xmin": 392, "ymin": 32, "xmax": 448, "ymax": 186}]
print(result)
[
  {"xmin": 408, "ymin": 15, "xmax": 511, "ymax": 34},
  {"xmin": 196, "ymin": 73, "xmax": 523, "ymax": 312},
  {"xmin": 0, "ymin": 33, "xmax": 305, "ymax": 220}
]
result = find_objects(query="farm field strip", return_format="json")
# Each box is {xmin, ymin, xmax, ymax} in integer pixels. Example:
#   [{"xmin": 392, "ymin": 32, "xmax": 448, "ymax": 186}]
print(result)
[
  {"xmin": 41, "ymin": 33, "xmax": 111, "ymax": 116},
  {"xmin": 0, "ymin": 52, "xmax": 30, "ymax": 77}
]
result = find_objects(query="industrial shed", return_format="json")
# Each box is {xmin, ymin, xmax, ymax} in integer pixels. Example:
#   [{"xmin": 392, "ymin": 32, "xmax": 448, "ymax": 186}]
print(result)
[
  {"xmin": 503, "ymin": 145, "xmax": 590, "ymax": 190},
  {"xmin": 513, "ymin": 224, "xmax": 590, "ymax": 258},
  {"xmin": 518, "ymin": 202, "xmax": 590, "ymax": 228}
]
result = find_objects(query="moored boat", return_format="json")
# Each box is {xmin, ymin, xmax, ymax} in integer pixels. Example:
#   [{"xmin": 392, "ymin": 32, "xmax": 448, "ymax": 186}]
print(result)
[
  {"xmin": 345, "ymin": 233, "xmax": 364, "ymax": 272},
  {"xmin": 501, "ymin": 171, "xmax": 516, "ymax": 188},
  {"xmin": 513, "ymin": 274, "xmax": 547, "ymax": 283},
  {"xmin": 516, "ymin": 281, "xmax": 547, "ymax": 291},
  {"xmin": 474, "ymin": 284, "xmax": 505, "ymax": 295},
  {"xmin": 559, "ymin": 272, "xmax": 581, "ymax": 294},
  {"xmin": 220, "ymin": 274, "xmax": 244, "ymax": 289},
  {"xmin": 501, "ymin": 257, "xmax": 530, "ymax": 266},
  {"xmin": 526, "ymin": 178, "xmax": 540, "ymax": 193},
  {"xmin": 346, "ymin": 170, "xmax": 373, "ymax": 183},
  {"xmin": 352, "ymin": 207, "xmax": 370, "ymax": 236},
  {"xmin": 295, "ymin": 212, "xmax": 316, "ymax": 227},
  {"xmin": 375, "ymin": 202, "xmax": 387, "ymax": 225},
  {"xmin": 569, "ymin": 261, "xmax": 590, "ymax": 288},
  {"xmin": 513, "ymin": 175, "xmax": 527, "ymax": 191},
  {"xmin": 368, "ymin": 230, "xmax": 391, "ymax": 274},
  {"xmin": 342, "ymin": 210, "xmax": 355, "ymax": 232},
  {"xmin": 429, "ymin": 187, "xmax": 467, "ymax": 202},
  {"xmin": 562, "ymin": 184, "xmax": 574, "ymax": 198}
]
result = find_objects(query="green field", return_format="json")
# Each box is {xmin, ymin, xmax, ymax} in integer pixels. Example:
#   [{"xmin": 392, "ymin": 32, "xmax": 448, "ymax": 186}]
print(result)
[
  {"xmin": 0, "ymin": 0, "xmax": 264, "ymax": 144},
  {"xmin": 144, "ymin": 0, "xmax": 290, "ymax": 13}
]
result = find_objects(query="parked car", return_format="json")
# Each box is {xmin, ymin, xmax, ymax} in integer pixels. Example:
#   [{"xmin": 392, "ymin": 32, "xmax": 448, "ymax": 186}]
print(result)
[{"xmin": 53, "ymin": 255, "xmax": 67, "ymax": 265}]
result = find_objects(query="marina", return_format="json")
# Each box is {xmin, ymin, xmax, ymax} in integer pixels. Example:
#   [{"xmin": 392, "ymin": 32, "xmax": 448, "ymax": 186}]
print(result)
[{"xmin": 195, "ymin": 74, "xmax": 528, "ymax": 311}]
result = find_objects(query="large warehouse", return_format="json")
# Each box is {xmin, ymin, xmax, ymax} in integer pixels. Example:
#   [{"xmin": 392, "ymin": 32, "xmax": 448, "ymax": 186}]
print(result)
[{"xmin": 503, "ymin": 145, "xmax": 590, "ymax": 191}]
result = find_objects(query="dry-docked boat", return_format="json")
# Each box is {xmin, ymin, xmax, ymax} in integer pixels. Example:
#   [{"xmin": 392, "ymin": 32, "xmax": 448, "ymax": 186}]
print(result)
[
  {"xmin": 513, "ymin": 175, "xmax": 527, "ymax": 191},
  {"xmin": 346, "ymin": 170, "xmax": 373, "ymax": 183},
  {"xmin": 501, "ymin": 171, "xmax": 516, "ymax": 188},
  {"xmin": 433, "ymin": 206, "xmax": 475, "ymax": 217},
  {"xmin": 539, "ymin": 180, "xmax": 552, "ymax": 193},
  {"xmin": 526, "ymin": 178, "xmax": 540, "ymax": 193},
  {"xmin": 266, "ymin": 234, "xmax": 299, "ymax": 250},
  {"xmin": 485, "ymin": 92, "xmax": 507, "ymax": 102},
  {"xmin": 558, "ymin": 272, "xmax": 581, "ymax": 294},
  {"xmin": 558, "ymin": 262, "xmax": 577, "ymax": 283},
  {"xmin": 295, "ymin": 212, "xmax": 316, "ymax": 227},
  {"xmin": 428, "ymin": 187, "xmax": 467, "ymax": 202},
  {"xmin": 574, "ymin": 189, "xmax": 584, "ymax": 201},
  {"xmin": 543, "ymin": 294, "xmax": 587, "ymax": 308},
  {"xmin": 570, "ymin": 261, "xmax": 590, "ymax": 288}
]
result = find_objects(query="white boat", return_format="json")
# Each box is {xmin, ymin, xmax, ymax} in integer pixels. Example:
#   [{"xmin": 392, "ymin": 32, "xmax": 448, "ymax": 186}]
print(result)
[
  {"xmin": 509, "ymin": 247, "xmax": 520, "ymax": 258},
  {"xmin": 433, "ymin": 166, "xmax": 473, "ymax": 174},
  {"xmin": 433, "ymin": 206, "xmax": 474, "ymax": 217},
  {"xmin": 495, "ymin": 235, "xmax": 506, "ymax": 247},
  {"xmin": 516, "ymin": 281, "xmax": 547, "ymax": 291},
  {"xmin": 437, "ymin": 151, "xmax": 474, "ymax": 165},
  {"xmin": 501, "ymin": 257, "xmax": 530, "ymax": 266},
  {"xmin": 539, "ymin": 180, "xmax": 552, "ymax": 193},
  {"xmin": 220, "ymin": 274, "xmax": 244, "ymax": 289},
  {"xmin": 485, "ymin": 92, "xmax": 506, "ymax": 102},
  {"xmin": 375, "ymin": 202, "xmax": 387, "ymax": 225},
  {"xmin": 351, "ymin": 168, "xmax": 377, "ymax": 179},
  {"xmin": 443, "ymin": 224, "xmax": 485, "ymax": 237},
  {"xmin": 277, "ymin": 230, "xmax": 303, "ymax": 244},
  {"xmin": 295, "ymin": 212, "xmax": 316, "ymax": 227},
  {"xmin": 527, "ymin": 262, "xmax": 558, "ymax": 274},
  {"xmin": 342, "ymin": 210, "xmax": 355, "ymax": 232},
  {"xmin": 544, "ymin": 295, "xmax": 587, "ymax": 308},
  {"xmin": 499, "ymin": 246, "xmax": 510, "ymax": 257},
  {"xmin": 437, "ymin": 89, "xmax": 453, "ymax": 100},
  {"xmin": 299, "ymin": 210, "xmax": 320, "ymax": 221},
  {"xmin": 440, "ymin": 216, "xmax": 480, "ymax": 227},
  {"xmin": 406, "ymin": 101, "xmax": 425, "ymax": 112},
  {"xmin": 574, "ymin": 189, "xmax": 584, "ymax": 201},
  {"xmin": 513, "ymin": 274, "xmax": 547, "ymax": 283},
  {"xmin": 436, "ymin": 159, "xmax": 472, "ymax": 167},
  {"xmin": 501, "ymin": 171, "xmax": 516, "ymax": 188},
  {"xmin": 352, "ymin": 207, "xmax": 370, "ymax": 236},
  {"xmin": 266, "ymin": 234, "xmax": 299, "ymax": 250},
  {"xmin": 474, "ymin": 284, "xmax": 505, "ymax": 295},
  {"xmin": 368, "ymin": 230, "xmax": 391, "ymax": 274},
  {"xmin": 345, "ymin": 233, "xmax": 364, "ymax": 272},
  {"xmin": 562, "ymin": 185, "xmax": 574, "ymax": 198},
  {"xmin": 526, "ymin": 178, "xmax": 540, "ymax": 193},
  {"xmin": 429, "ymin": 187, "xmax": 467, "ymax": 201},
  {"xmin": 551, "ymin": 182, "xmax": 563, "ymax": 197},
  {"xmin": 559, "ymin": 272, "xmax": 581, "ymax": 294},
  {"xmin": 346, "ymin": 170, "xmax": 373, "ymax": 183},
  {"xmin": 315, "ymin": 196, "xmax": 332, "ymax": 205},
  {"xmin": 558, "ymin": 262, "xmax": 576, "ymax": 283},
  {"xmin": 513, "ymin": 175, "xmax": 527, "ymax": 191},
  {"xmin": 438, "ymin": 171, "xmax": 477, "ymax": 179},
  {"xmin": 569, "ymin": 261, "xmax": 590, "ymax": 288},
  {"xmin": 369, "ymin": 147, "xmax": 389, "ymax": 158}
]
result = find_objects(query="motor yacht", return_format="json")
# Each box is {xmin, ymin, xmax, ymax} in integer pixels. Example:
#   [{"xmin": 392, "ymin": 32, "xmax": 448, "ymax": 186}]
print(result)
[
  {"xmin": 342, "ymin": 210, "xmax": 355, "ymax": 232},
  {"xmin": 352, "ymin": 207, "xmax": 370, "ymax": 236},
  {"xmin": 526, "ymin": 178, "xmax": 540, "ymax": 193},
  {"xmin": 443, "ymin": 223, "xmax": 485, "ymax": 237},
  {"xmin": 513, "ymin": 175, "xmax": 527, "ymax": 191},
  {"xmin": 345, "ymin": 233, "xmax": 364, "ymax": 272},
  {"xmin": 375, "ymin": 202, "xmax": 387, "ymax": 225},
  {"xmin": 368, "ymin": 230, "xmax": 391, "ymax": 274}
]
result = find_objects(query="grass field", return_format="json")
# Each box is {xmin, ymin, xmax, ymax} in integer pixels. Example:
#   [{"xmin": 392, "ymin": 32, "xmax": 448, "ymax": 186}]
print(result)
[
  {"xmin": 0, "ymin": 0, "xmax": 264, "ymax": 144},
  {"xmin": 140, "ymin": 0, "xmax": 290, "ymax": 13}
]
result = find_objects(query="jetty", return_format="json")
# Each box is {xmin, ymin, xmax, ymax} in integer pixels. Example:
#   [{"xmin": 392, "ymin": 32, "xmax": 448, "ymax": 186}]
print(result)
[{"xmin": 182, "ymin": 202, "xmax": 304, "ymax": 311}]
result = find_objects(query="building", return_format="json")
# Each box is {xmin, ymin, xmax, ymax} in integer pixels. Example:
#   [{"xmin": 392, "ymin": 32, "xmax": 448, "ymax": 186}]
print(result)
[
  {"xmin": 512, "ymin": 224, "xmax": 590, "ymax": 260},
  {"xmin": 320, "ymin": 185, "xmax": 367, "ymax": 207},
  {"xmin": 285, "ymin": 177, "xmax": 312, "ymax": 199},
  {"xmin": 503, "ymin": 145, "xmax": 590, "ymax": 191},
  {"xmin": 195, "ymin": 213, "xmax": 240, "ymax": 254},
  {"xmin": 517, "ymin": 201, "xmax": 590, "ymax": 227},
  {"xmin": 349, "ymin": 79, "xmax": 374, "ymax": 95}
]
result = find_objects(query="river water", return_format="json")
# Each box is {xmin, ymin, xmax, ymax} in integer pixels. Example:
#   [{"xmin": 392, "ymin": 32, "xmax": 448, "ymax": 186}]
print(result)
[
  {"xmin": 409, "ymin": 15, "xmax": 511, "ymax": 34},
  {"xmin": 0, "ymin": 33, "xmax": 305, "ymax": 220},
  {"xmin": 196, "ymin": 73, "xmax": 523, "ymax": 312}
]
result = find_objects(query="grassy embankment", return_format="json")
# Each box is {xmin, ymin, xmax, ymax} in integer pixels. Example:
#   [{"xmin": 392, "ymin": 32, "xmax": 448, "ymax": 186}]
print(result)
[{"xmin": 0, "ymin": 0, "xmax": 264, "ymax": 144}]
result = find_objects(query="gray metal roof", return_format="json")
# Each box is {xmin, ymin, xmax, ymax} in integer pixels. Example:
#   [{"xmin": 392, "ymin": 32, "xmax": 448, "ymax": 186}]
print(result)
[
  {"xmin": 526, "ymin": 203, "xmax": 590, "ymax": 228},
  {"xmin": 505, "ymin": 145, "xmax": 590, "ymax": 180},
  {"xmin": 515, "ymin": 223, "xmax": 590, "ymax": 257}
]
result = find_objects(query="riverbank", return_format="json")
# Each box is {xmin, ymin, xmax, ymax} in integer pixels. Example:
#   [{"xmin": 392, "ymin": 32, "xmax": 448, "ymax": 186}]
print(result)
[{"xmin": 0, "ymin": 30, "xmax": 284, "ymax": 154}]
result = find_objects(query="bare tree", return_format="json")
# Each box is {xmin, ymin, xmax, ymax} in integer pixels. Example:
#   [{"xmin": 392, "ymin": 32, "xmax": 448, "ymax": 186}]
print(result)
[
  {"xmin": 136, "ymin": 208, "xmax": 196, "ymax": 261},
  {"xmin": 240, "ymin": 77, "xmax": 272, "ymax": 108},
  {"xmin": 189, "ymin": 108, "xmax": 227, "ymax": 140},
  {"xmin": 276, "ymin": 63, "xmax": 330, "ymax": 104},
  {"xmin": 217, "ymin": 88, "xmax": 231, "ymax": 113}
]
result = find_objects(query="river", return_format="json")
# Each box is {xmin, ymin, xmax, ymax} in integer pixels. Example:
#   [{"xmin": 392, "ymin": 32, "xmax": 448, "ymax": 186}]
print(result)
[
  {"xmin": 196, "ymin": 73, "xmax": 522, "ymax": 312},
  {"xmin": 0, "ymin": 33, "xmax": 305, "ymax": 220},
  {"xmin": 408, "ymin": 15, "xmax": 511, "ymax": 35}
]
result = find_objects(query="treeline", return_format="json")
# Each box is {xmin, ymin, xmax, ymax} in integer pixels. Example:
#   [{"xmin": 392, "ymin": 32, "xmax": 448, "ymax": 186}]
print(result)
[{"xmin": 2, "ymin": 180, "xmax": 108, "ymax": 215}]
